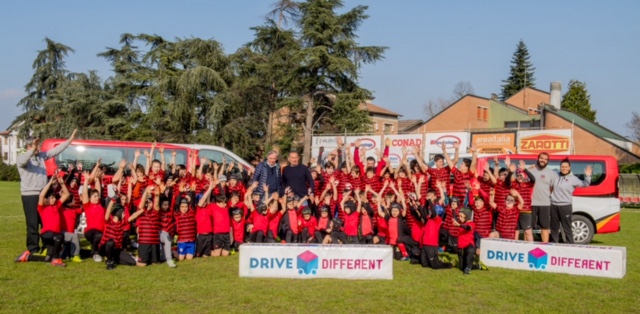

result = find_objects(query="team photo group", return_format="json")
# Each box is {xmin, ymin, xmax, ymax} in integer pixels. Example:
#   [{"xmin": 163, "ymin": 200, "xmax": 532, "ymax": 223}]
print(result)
[{"xmin": 14, "ymin": 130, "xmax": 591, "ymax": 275}]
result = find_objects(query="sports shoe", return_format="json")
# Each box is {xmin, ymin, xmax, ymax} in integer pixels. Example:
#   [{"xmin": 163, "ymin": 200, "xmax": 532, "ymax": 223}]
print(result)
[
  {"xmin": 38, "ymin": 248, "xmax": 48, "ymax": 256},
  {"xmin": 71, "ymin": 256, "xmax": 83, "ymax": 263},
  {"xmin": 440, "ymin": 255, "xmax": 451, "ymax": 264},
  {"xmin": 230, "ymin": 249, "xmax": 237, "ymax": 255},
  {"xmin": 106, "ymin": 261, "xmax": 115, "ymax": 270},
  {"xmin": 479, "ymin": 261, "xmax": 489, "ymax": 271},
  {"xmin": 167, "ymin": 260, "xmax": 177, "ymax": 268},
  {"xmin": 463, "ymin": 268, "xmax": 471, "ymax": 275},
  {"xmin": 400, "ymin": 257, "xmax": 410, "ymax": 261},
  {"xmin": 92, "ymin": 254, "xmax": 103, "ymax": 262},
  {"xmin": 15, "ymin": 250, "xmax": 30, "ymax": 263},
  {"xmin": 51, "ymin": 258, "xmax": 66, "ymax": 267}
]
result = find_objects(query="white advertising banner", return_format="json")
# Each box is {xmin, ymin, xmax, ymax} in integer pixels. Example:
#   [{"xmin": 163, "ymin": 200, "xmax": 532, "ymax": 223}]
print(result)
[
  {"xmin": 516, "ymin": 129, "xmax": 572, "ymax": 155},
  {"xmin": 311, "ymin": 135, "xmax": 382, "ymax": 165},
  {"xmin": 423, "ymin": 132, "xmax": 470, "ymax": 161},
  {"xmin": 239, "ymin": 244, "xmax": 393, "ymax": 280},
  {"xmin": 385, "ymin": 134, "xmax": 424, "ymax": 168},
  {"xmin": 480, "ymin": 238, "xmax": 626, "ymax": 279}
]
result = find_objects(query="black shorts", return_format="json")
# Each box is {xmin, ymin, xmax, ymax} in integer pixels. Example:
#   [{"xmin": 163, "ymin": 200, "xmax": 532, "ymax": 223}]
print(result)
[
  {"xmin": 532, "ymin": 206, "xmax": 551, "ymax": 229},
  {"xmin": 213, "ymin": 233, "xmax": 231, "ymax": 251},
  {"xmin": 138, "ymin": 243, "xmax": 159, "ymax": 264},
  {"xmin": 376, "ymin": 235, "xmax": 386, "ymax": 244},
  {"xmin": 196, "ymin": 234, "xmax": 212, "ymax": 257},
  {"xmin": 518, "ymin": 213, "xmax": 532, "ymax": 230},
  {"xmin": 345, "ymin": 235, "xmax": 359, "ymax": 244}
]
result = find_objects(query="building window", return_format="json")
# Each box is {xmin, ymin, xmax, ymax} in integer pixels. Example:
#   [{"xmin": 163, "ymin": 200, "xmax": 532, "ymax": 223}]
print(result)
[
  {"xmin": 504, "ymin": 121, "xmax": 518, "ymax": 128},
  {"xmin": 368, "ymin": 124, "xmax": 374, "ymax": 133},
  {"xmin": 383, "ymin": 123, "xmax": 393, "ymax": 134},
  {"xmin": 520, "ymin": 121, "xmax": 532, "ymax": 128},
  {"xmin": 3, "ymin": 152, "xmax": 7, "ymax": 161},
  {"xmin": 477, "ymin": 106, "xmax": 488, "ymax": 121}
]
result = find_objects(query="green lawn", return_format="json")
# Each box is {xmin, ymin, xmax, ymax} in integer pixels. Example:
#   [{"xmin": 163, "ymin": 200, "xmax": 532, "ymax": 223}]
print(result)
[{"xmin": 0, "ymin": 181, "xmax": 637, "ymax": 313}]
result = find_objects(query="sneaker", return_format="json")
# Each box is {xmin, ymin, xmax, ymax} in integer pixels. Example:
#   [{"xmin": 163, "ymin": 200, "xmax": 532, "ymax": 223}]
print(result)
[
  {"xmin": 463, "ymin": 268, "xmax": 471, "ymax": 275},
  {"xmin": 440, "ymin": 255, "xmax": 451, "ymax": 264},
  {"xmin": 167, "ymin": 260, "xmax": 177, "ymax": 268},
  {"xmin": 106, "ymin": 261, "xmax": 115, "ymax": 270},
  {"xmin": 479, "ymin": 261, "xmax": 489, "ymax": 271},
  {"xmin": 15, "ymin": 250, "xmax": 30, "ymax": 263},
  {"xmin": 71, "ymin": 256, "xmax": 83, "ymax": 263},
  {"xmin": 92, "ymin": 254, "xmax": 103, "ymax": 263},
  {"xmin": 51, "ymin": 258, "xmax": 66, "ymax": 267},
  {"xmin": 38, "ymin": 248, "xmax": 48, "ymax": 256},
  {"xmin": 230, "ymin": 249, "xmax": 237, "ymax": 255},
  {"xmin": 131, "ymin": 241, "xmax": 139, "ymax": 249},
  {"xmin": 400, "ymin": 257, "xmax": 410, "ymax": 261}
]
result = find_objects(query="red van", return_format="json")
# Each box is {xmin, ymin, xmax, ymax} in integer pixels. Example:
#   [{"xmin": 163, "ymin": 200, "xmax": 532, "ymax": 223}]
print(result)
[{"xmin": 476, "ymin": 154, "xmax": 621, "ymax": 244}]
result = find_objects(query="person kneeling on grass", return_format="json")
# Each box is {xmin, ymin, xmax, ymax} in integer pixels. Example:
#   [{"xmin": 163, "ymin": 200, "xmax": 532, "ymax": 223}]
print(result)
[
  {"xmin": 99, "ymin": 199, "xmax": 138, "ymax": 270},
  {"xmin": 453, "ymin": 209, "xmax": 476, "ymax": 275},
  {"xmin": 15, "ymin": 175, "xmax": 70, "ymax": 267}
]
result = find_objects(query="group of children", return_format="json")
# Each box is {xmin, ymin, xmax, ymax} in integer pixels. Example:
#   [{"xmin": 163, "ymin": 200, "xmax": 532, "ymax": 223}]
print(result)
[{"xmin": 15, "ymin": 139, "xmax": 537, "ymax": 275}]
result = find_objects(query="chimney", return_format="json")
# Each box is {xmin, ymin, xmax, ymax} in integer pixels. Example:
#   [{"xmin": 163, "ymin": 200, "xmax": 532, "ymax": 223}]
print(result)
[
  {"xmin": 491, "ymin": 93, "xmax": 499, "ymax": 101},
  {"xmin": 550, "ymin": 81, "xmax": 562, "ymax": 109}
]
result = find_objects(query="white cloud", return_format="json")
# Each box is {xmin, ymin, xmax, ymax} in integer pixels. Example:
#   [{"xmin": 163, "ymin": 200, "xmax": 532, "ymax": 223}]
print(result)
[{"xmin": 0, "ymin": 88, "xmax": 24, "ymax": 101}]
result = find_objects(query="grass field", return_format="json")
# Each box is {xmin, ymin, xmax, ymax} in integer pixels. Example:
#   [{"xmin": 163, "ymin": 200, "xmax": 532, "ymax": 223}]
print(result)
[{"xmin": 0, "ymin": 181, "xmax": 637, "ymax": 313}]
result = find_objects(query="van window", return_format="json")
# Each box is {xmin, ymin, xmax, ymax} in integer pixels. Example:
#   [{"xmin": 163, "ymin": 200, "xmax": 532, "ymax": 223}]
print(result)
[
  {"xmin": 135, "ymin": 149, "xmax": 188, "ymax": 168},
  {"xmin": 199, "ymin": 150, "xmax": 223, "ymax": 164},
  {"xmin": 546, "ymin": 160, "xmax": 606, "ymax": 186},
  {"xmin": 56, "ymin": 144, "xmax": 125, "ymax": 176}
]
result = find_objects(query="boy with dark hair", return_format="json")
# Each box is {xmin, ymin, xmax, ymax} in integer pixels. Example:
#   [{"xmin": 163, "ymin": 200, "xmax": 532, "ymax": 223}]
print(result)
[
  {"xmin": 299, "ymin": 207, "xmax": 317, "ymax": 243},
  {"xmin": 15, "ymin": 176, "xmax": 70, "ymax": 267},
  {"xmin": 82, "ymin": 164, "xmax": 106, "ymax": 263},
  {"xmin": 490, "ymin": 189, "xmax": 524, "ymax": 240},
  {"xmin": 453, "ymin": 208, "xmax": 475, "ymax": 275},
  {"xmin": 174, "ymin": 193, "xmax": 196, "ymax": 261},
  {"xmin": 202, "ymin": 179, "xmax": 231, "ymax": 257},
  {"xmin": 230, "ymin": 208, "xmax": 245, "ymax": 253},
  {"xmin": 134, "ymin": 186, "xmax": 161, "ymax": 266},
  {"xmin": 195, "ymin": 178, "xmax": 215, "ymax": 257},
  {"xmin": 100, "ymin": 200, "xmax": 138, "ymax": 270},
  {"xmin": 159, "ymin": 196, "xmax": 176, "ymax": 267},
  {"xmin": 340, "ymin": 191, "xmax": 361, "ymax": 244},
  {"xmin": 417, "ymin": 188, "xmax": 453, "ymax": 270}
]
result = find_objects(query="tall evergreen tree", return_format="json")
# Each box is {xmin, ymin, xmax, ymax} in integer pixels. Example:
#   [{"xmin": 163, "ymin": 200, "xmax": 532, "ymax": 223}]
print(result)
[
  {"xmin": 288, "ymin": 0, "xmax": 387, "ymax": 163},
  {"xmin": 501, "ymin": 40, "xmax": 536, "ymax": 100},
  {"xmin": 561, "ymin": 80, "xmax": 597, "ymax": 122},
  {"xmin": 14, "ymin": 38, "xmax": 75, "ymax": 137}
]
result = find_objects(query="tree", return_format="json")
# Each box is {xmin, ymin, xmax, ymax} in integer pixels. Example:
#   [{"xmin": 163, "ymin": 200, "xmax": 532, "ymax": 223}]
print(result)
[
  {"xmin": 501, "ymin": 40, "xmax": 536, "ymax": 100},
  {"xmin": 452, "ymin": 81, "xmax": 475, "ymax": 99},
  {"xmin": 423, "ymin": 81, "xmax": 474, "ymax": 120},
  {"xmin": 626, "ymin": 112, "xmax": 640, "ymax": 143},
  {"xmin": 287, "ymin": 0, "xmax": 387, "ymax": 164},
  {"xmin": 268, "ymin": 0, "xmax": 300, "ymax": 29},
  {"xmin": 14, "ymin": 38, "xmax": 75, "ymax": 138},
  {"xmin": 561, "ymin": 80, "xmax": 597, "ymax": 122}
]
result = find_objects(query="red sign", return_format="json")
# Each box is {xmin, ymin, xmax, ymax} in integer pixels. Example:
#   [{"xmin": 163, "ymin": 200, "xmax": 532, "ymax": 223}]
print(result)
[{"xmin": 519, "ymin": 134, "xmax": 570, "ymax": 154}]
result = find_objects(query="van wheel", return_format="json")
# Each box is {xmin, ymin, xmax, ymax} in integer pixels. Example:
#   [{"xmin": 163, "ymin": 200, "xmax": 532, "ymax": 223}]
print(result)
[{"xmin": 572, "ymin": 215, "xmax": 594, "ymax": 244}]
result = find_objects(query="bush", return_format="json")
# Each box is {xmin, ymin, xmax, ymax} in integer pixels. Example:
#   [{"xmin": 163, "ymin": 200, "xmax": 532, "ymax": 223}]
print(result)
[
  {"xmin": 620, "ymin": 163, "xmax": 640, "ymax": 174},
  {"xmin": 0, "ymin": 161, "xmax": 20, "ymax": 181}
]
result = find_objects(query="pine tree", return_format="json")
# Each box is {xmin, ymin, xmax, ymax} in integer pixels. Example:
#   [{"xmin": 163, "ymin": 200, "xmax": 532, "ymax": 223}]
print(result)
[
  {"xmin": 501, "ymin": 40, "xmax": 536, "ymax": 100},
  {"xmin": 561, "ymin": 80, "xmax": 597, "ymax": 122}
]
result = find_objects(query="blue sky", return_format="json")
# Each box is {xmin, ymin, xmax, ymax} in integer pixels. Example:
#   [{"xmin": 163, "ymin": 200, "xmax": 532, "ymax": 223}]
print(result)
[{"xmin": 1, "ymin": 0, "xmax": 638, "ymax": 137}]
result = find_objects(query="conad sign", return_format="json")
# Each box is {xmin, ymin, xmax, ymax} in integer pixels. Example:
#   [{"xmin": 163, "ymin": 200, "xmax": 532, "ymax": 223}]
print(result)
[{"xmin": 517, "ymin": 130, "xmax": 572, "ymax": 154}]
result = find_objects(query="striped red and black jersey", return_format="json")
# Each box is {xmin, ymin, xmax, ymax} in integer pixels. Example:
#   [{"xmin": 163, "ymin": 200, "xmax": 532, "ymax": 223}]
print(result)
[
  {"xmin": 413, "ymin": 172, "xmax": 429, "ymax": 200},
  {"xmin": 494, "ymin": 179, "xmax": 510, "ymax": 209},
  {"xmin": 195, "ymin": 176, "xmax": 209, "ymax": 195},
  {"xmin": 496, "ymin": 205, "xmax": 520, "ymax": 239},
  {"xmin": 131, "ymin": 178, "xmax": 149, "ymax": 206},
  {"xmin": 335, "ymin": 171, "xmax": 349, "ymax": 195},
  {"xmin": 361, "ymin": 175, "xmax": 381, "ymax": 202},
  {"xmin": 473, "ymin": 204, "xmax": 493, "ymax": 238},
  {"xmin": 137, "ymin": 209, "xmax": 161, "ymax": 244},
  {"xmin": 100, "ymin": 218, "xmax": 127, "ymax": 249},
  {"xmin": 451, "ymin": 167, "xmax": 475, "ymax": 200},
  {"xmin": 478, "ymin": 177, "xmax": 494, "ymax": 199},
  {"xmin": 175, "ymin": 209, "xmax": 197, "ymax": 242},
  {"xmin": 101, "ymin": 177, "xmax": 111, "ymax": 199},
  {"xmin": 67, "ymin": 184, "xmax": 81, "ymax": 208},
  {"xmin": 160, "ymin": 210, "xmax": 175, "ymax": 236},
  {"xmin": 227, "ymin": 182, "xmax": 246, "ymax": 200},
  {"xmin": 398, "ymin": 177, "xmax": 414, "ymax": 194},
  {"xmin": 147, "ymin": 170, "xmax": 166, "ymax": 186},
  {"xmin": 512, "ymin": 181, "xmax": 534, "ymax": 213},
  {"xmin": 427, "ymin": 167, "xmax": 451, "ymax": 193},
  {"xmin": 118, "ymin": 177, "xmax": 130, "ymax": 196},
  {"xmin": 348, "ymin": 175, "xmax": 363, "ymax": 191},
  {"xmin": 442, "ymin": 205, "xmax": 460, "ymax": 237}
]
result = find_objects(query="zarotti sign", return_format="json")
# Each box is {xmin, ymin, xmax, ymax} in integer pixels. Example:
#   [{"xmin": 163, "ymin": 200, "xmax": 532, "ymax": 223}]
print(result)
[{"xmin": 517, "ymin": 130, "xmax": 572, "ymax": 154}]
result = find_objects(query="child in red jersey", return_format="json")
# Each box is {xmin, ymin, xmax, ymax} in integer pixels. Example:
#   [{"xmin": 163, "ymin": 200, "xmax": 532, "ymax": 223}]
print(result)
[
  {"xmin": 314, "ymin": 205, "xmax": 332, "ymax": 243},
  {"xmin": 281, "ymin": 195, "xmax": 308, "ymax": 243},
  {"xmin": 339, "ymin": 190, "xmax": 360, "ymax": 244},
  {"xmin": 195, "ymin": 178, "xmax": 216, "ymax": 257},
  {"xmin": 508, "ymin": 160, "xmax": 536, "ymax": 242},
  {"xmin": 380, "ymin": 201, "xmax": 413, "ymax": 261},
  {"xmin": 100, "ymin": 200, "xmax": 138, "ymax": 270},
  {"xmin": 357, "ymin": 189, "xmax": 375, "ymax": 244},
  {"xmin": 298, "ymin": 207, "xmax": 317, "ymax": 243},
  {"xmin": 81, "ymin": 166, "xmax": 107, "ymax": 263},
  {"xmin": 174, "ymin": 193, "xmax": 196, "ymax": 261},
  {"xmin": 230, "ymin": 208, "xmax": 245, "ymax": 253},
  {"xmin": 490, "ymin": 189, "xmax": 524, "ymax": 240},
  {"xmin": 317, "ymin": 177, "xmax": 338, "ymax": 217},
  {"xmin": 159, "ymin": 196, "xmax": 176, "ymax": 267},
  {"xmin": 201, "ymin": 177, "xmax": 231, "ymax": 257},
  {"xmin": 453, "ymin": 208, "xmax": 475, "ymax": 275},
  {"xmin": 133, "ymin": 187, "xmax": 161, "ymax": 266},
  {"xmin": 15, "ymin": 176, "xmax": 70, "ymax": 267},
  {"xmin": 60, "ymin": 184, "xmax": 82, "ymax": 262},
  {"xmin": 245, "ymin": 183, "xmax": 270, "ymax": 243},
  {"xmin": 416, "ymin": 194, "xmax": 453, "ymax": 270}
]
